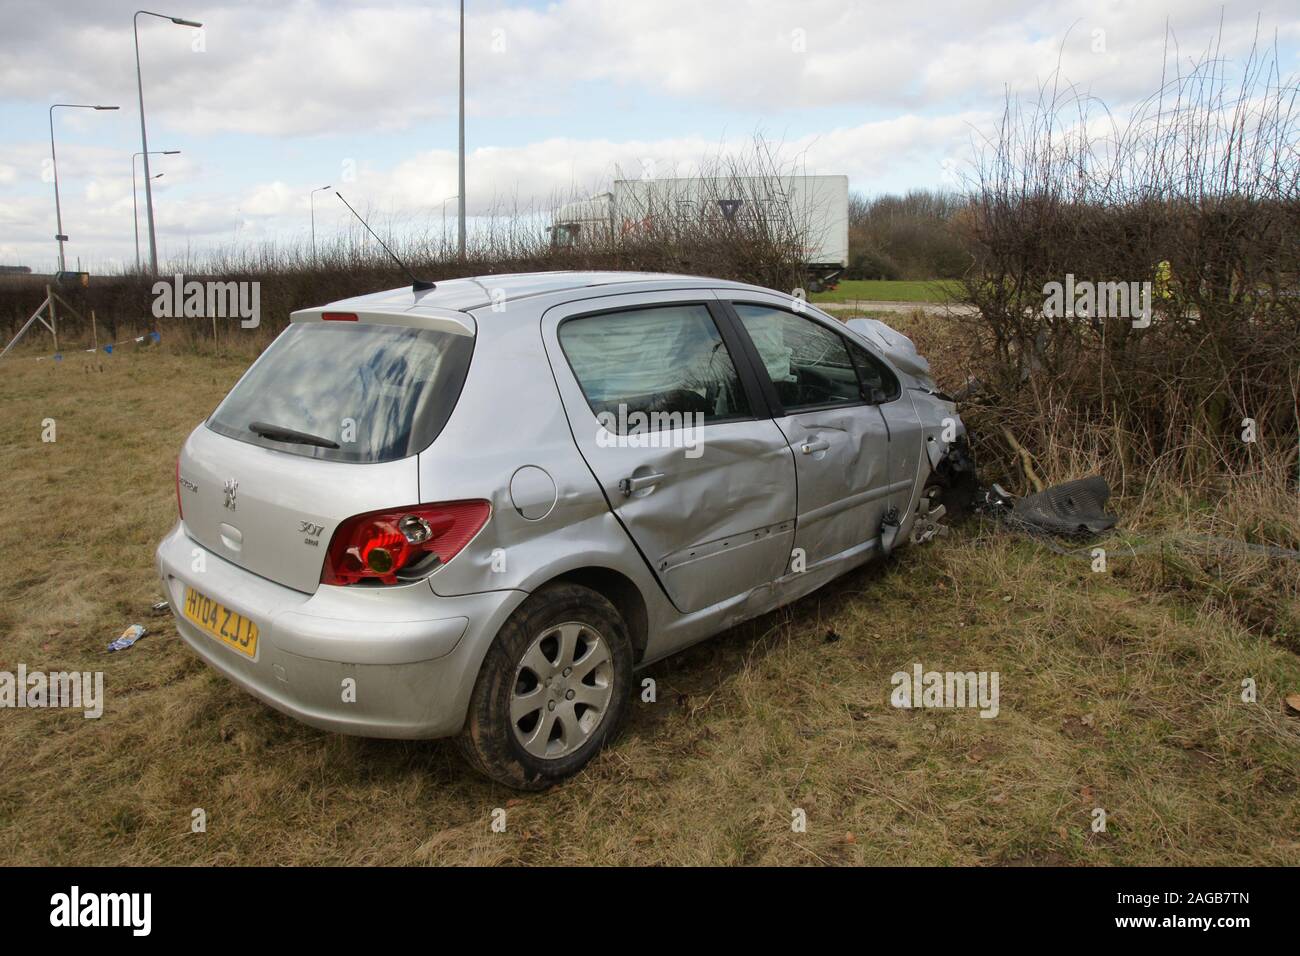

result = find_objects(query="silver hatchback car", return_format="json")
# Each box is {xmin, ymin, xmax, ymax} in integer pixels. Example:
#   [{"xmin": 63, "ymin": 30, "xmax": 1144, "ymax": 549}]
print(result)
[{"xmin": 157, "ymin": 271, "xmax": 968, "ymax": 788}]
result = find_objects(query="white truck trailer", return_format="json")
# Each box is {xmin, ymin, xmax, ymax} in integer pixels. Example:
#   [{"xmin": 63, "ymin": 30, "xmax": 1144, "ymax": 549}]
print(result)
[{"xmin": 550, "ymin": 174, "xmax": 849, "ymax": 290}]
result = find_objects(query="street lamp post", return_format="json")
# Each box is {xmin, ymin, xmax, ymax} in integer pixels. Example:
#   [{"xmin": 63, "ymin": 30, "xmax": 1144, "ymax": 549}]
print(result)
[
  {"xmin": 132, "ymin": 150, "xmax": 180, "ymax": 272},
  {"xmin": 457, "ymin": 0, "xmax": 466, "ymax": 259},
  {"xmin": 134, "ymin": 9, "xmax": 202, "ymax": 275},
  {"xmin": 310, "ymin": 185, "xmax": 332, "ymax": 264},
  {"xmin": 441, "ymin": 194, "xmax": 458, "ymax": 253},
  {"xmin": 48, "ymin": 103, "xmax": 118, "ymax": 273}
]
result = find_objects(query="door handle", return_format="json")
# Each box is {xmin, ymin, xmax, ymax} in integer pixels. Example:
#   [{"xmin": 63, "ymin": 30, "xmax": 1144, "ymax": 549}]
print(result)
[
  {"xmin": 619, "ymin": 472, "xmax": 665, "ymax": 496},
  {"xmin": 800, "ymin": 438, "xmax": 830, "ymax": 455}
]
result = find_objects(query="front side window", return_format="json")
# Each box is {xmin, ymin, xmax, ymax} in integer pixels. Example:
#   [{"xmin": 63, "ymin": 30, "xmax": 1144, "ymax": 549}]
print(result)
[
  {"xmin": 846, "ymin": 339, "xmax": 901, "ymax": 401},
  {"xmin": 559, "ymin": 303, "xmax": 752, "ymax": 430},
  {"xmin": 733, "ymin": 304, "xmax": 862, "ymax": 411}
]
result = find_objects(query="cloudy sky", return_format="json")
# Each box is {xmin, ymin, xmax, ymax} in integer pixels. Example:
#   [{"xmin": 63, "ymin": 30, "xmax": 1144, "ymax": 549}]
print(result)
[{"xmin": 1, "ymin": 0, "xmax": 1296, "ymax": 273}]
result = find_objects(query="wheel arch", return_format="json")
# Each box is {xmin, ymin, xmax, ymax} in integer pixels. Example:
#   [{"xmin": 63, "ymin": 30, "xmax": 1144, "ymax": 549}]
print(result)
[{"xmin": 545, "ymin": 566, "xmax": 650, "ymax": 664}]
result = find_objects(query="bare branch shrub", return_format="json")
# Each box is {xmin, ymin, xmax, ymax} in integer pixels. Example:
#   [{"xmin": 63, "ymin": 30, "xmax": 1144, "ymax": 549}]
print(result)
[{"xmin": 955, "ymin": 29, "xmax": 1299, "ymax": 494}]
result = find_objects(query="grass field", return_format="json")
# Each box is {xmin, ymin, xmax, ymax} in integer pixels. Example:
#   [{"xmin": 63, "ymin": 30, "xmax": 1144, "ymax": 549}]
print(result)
[
  {"xmin": 810, "ymin": 279, "xmax": 963, "ymax": 304},
  {"xmin": 0, "ymin": 340, "xmax": 1297, "ymax": 865}
]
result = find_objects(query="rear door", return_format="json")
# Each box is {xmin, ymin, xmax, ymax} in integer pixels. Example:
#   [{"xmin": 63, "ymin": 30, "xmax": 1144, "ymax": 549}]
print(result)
[
  {"xmin": 720, "ymin": 296, "xmax": 908, "ymax": 569},
  {"xmin": 542, "ymin": 291, "xmax": 797, "ymax": 614}
]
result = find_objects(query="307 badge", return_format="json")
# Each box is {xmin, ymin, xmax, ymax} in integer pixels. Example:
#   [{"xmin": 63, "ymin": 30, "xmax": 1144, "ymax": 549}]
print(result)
[
  {"xmin": 183, "ymin": 586, "xmax": 259, "ymax": 658},
  {"xmin": 299, "ymin": 519, "xmax": 324, "ymax": 547}
]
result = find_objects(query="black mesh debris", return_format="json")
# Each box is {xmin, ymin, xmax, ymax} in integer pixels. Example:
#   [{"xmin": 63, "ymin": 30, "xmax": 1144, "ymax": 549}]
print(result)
[{"xmin": 1009, "ymin": 475, "xmax": 1118, "ymax": 536}]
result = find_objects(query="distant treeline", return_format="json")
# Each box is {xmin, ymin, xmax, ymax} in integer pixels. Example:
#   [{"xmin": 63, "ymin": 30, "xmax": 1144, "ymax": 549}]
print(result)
[{"xmin": 846, "ymin": 189, "xmax": 973, "ymax": 281}]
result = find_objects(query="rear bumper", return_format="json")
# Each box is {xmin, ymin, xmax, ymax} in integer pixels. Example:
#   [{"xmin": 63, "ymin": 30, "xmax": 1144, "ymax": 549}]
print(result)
[{"xmin": 155, "ymin": 522, "xmax": 526, "ymax": 739}]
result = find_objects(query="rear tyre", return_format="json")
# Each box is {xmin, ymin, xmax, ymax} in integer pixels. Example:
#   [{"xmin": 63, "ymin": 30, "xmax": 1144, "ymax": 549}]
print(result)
[{"xmin": 457, "ymin": 583, "xmax": 633, "ymax": 790}]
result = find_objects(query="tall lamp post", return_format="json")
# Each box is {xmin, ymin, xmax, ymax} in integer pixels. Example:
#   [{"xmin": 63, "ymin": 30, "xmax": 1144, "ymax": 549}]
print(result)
[
  {"xmin": 133, "ymin": 149, "xmax": 180, "ymax": 272},
  {"xmin": 134, "ymin": 9, "xmax": 203, "ymax": 275},
  {"xmin": 48, "ymin": 103, "xmax": 119, "ymax": 273},
  {"xmin": 457, "ymin": 0, "xmax": 466, "ymax": 259},
  {"xmin": 310, "ymin": 185, "xmax": 332, "ymax": 264},
  {"xmin": 440, "ymin": 194, "xmax": 458, "ymax": 252}
]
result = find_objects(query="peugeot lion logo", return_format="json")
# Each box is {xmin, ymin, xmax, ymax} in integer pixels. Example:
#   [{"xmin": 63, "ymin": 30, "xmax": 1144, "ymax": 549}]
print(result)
[{"xmin": 223, "ymin": 478, "xmax": 239, "ymax": 511}]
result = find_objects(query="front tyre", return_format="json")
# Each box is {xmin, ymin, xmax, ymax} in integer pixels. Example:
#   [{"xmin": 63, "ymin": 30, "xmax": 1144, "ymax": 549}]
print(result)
[{"xmin": 457, "ymin": 583, "xmax": 633, "ymax": 790}]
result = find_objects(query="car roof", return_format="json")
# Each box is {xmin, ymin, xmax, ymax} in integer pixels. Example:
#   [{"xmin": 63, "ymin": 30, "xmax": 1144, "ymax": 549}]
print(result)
[{"xmin": 312, "ymin": 271, "xmax": 781, "ymax": 317}]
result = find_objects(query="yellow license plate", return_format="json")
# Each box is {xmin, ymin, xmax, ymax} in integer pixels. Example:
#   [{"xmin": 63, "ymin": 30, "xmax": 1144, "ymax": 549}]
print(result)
[{"xmin": 183, "ymin": 586, "xmax": 259, "ymax": 659}]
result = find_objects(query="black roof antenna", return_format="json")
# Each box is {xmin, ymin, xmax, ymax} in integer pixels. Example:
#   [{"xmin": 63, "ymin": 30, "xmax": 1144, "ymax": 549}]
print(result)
[{"xmin": 334, "ymin": 191, "xmax": 436, "ymax": 292}]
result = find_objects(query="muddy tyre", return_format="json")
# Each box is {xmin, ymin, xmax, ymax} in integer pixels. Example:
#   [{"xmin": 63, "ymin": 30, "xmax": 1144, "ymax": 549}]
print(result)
[{"xmin": 457, "ymin": 583, "xmax": 633, "ymax": 790}]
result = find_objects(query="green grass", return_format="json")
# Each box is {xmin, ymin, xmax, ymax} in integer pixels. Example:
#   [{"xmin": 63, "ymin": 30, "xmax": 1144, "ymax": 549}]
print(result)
[
  {"xmin": 0, "ymin": 346, "xmax": 1296, "ymax": 865},
  {"xmin": 811, "ymin": 279, "xmax": 962, "ymax": 304}
]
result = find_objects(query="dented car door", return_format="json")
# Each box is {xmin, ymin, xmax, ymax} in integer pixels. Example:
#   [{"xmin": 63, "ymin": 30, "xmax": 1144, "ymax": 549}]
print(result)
[
  {"xmin": 722, "ymin": 297, "xmax": 908, "ymax": 569},
  {"xmin": 542, "ymin": 291, "xmax": 798, "ymax": 613}
]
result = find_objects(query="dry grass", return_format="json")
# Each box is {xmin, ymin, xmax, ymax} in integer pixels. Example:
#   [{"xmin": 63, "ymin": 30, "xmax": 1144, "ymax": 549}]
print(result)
[{"xmin": 0, "ymin": 344, "xmax": 1297, "ymax": 866}]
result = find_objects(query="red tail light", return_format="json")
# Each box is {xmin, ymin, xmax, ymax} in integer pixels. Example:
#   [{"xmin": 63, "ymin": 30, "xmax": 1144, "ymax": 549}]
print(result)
[
  {"xmin": 321, "ymin": 500, "xmax": 491, "ymax": 586},
  {"xmin": 175, "ymin": 457, "xmax": 183, "ymax": 519},
  {"xmin": 321, "ymin": 312, "xmax": 358, "ymax": 321}
]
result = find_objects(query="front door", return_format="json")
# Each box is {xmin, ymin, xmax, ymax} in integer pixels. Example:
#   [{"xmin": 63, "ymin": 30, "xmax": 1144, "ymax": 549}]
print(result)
[{"xmin": 723, "ymin": 298, "xmax": 905, "ymax": 570}]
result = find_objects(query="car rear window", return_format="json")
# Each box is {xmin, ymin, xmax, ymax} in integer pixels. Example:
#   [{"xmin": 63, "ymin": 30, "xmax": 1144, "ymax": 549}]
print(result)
[{"xmin": 207, "ymin": 321, "xmax": 474, "ymax": 463}]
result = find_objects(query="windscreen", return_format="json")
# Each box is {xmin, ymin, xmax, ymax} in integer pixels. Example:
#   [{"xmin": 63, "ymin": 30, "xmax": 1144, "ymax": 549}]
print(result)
[{"xmin": 207, "ymin": 321, "xmax": 474, "ymax": 463}]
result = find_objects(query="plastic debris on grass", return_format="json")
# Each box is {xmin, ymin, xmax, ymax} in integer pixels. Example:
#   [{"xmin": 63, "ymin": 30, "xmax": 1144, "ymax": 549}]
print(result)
[{"xmin": 107, "ymin": 624, "xmax": 147, "ymax": 653}]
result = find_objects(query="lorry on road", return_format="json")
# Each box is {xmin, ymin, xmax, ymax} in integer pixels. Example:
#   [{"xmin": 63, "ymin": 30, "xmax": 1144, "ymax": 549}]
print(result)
[{"xmin": 550, "ymin": 175, "xmax": 849, "ymax": 291}]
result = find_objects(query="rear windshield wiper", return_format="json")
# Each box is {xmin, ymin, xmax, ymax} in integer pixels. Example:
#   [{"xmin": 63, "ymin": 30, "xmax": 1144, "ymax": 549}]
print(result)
[{"xmin": 248, "ymin": 421, "xmax": 341, "ymax": 449}]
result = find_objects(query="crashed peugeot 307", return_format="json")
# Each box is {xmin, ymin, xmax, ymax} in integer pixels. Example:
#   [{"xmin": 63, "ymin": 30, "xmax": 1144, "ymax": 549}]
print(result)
[{"xmin": 156, "ymin": 271, "xmax": 971, "ymax": 789}]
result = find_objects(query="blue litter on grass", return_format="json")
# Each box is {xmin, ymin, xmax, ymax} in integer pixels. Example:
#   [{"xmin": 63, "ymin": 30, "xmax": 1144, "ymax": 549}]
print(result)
[{"xmin": 108, "ymin": 624, "xmax": 146, "ymax": 652}]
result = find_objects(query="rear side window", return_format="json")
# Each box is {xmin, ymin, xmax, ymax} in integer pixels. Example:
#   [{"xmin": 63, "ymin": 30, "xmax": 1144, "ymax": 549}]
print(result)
[
  {"xmin": 559, "ymin": 304, "xmax": 752, "ymax": 430},
  {"xmin": 732, "ymin": 304, "xmax": 862, "ymax": 410},
  {"xmin": 207, "ymin": 322, "xmax": 473, "ymax": 463}
]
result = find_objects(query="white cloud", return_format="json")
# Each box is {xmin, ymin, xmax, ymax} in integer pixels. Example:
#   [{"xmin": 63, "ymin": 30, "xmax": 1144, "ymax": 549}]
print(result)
[{"xmin": 3, "ymin": 0, "xmax": 1294, "ymax": 135}]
